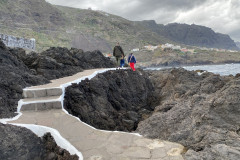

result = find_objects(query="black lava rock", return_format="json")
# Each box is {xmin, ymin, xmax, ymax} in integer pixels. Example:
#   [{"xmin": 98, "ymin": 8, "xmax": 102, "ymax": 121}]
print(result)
[
  {"xmin": 64, "ymin": 69, "xmax": 158, "ymax": 132},
  {"xmin": 0, "ymin": 40, "xmax": 49, "ymax": 118}
]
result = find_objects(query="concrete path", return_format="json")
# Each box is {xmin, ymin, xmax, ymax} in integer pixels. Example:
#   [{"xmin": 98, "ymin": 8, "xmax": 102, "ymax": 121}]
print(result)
[
  {"xmin": 9, "ymin": 68, "xmax": 185, "ymax": 160},
  {"xmin": 21, "ymin": 69, "xmax": 105, "ymax": 111}
]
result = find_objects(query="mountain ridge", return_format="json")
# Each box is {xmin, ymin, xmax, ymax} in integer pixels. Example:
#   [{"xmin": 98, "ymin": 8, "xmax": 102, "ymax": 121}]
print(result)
[
  {"xmin": 0, "ymin": 0, "xmax": 238, "ymax": 51},
  {"xmin": 137, "ymin": 20, "xmax": 239, "ymax": 50}
]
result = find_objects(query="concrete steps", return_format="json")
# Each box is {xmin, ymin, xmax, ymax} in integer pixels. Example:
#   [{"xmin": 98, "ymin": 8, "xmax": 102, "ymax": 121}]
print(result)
[
  {"xmin": 21, "ymin": 96, "xmax": 62, "ymax": 111},
  {"xmin": 23, "ymin": 88, "xmax": 62, "ymax": 98},
  {"xmin": 20, "ymin": 69, "xmax": 104, "ymax": 112},
  {"xmin": 21, "ymin": 87, "xmax": 63, "ymax": 111}
]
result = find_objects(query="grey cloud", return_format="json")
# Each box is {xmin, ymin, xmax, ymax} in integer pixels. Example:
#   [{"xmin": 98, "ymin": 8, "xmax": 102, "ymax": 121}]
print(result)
[
  {"xmin": 173, "ymin": 0, "xmax": 240, "ymax": 41},
  {"xmin": 46, "ymin": 0, "xmax": 208, "ymax": 22}
]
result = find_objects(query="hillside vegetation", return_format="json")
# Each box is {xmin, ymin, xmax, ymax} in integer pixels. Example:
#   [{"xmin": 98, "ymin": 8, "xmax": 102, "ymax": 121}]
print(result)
[
  {"xmin": 0, "ymin": 0, "xmax": 169, "ymax": 52},
  {"xmin": 0, "ymin": 0, "xmax": 238, "ymax": 52}
]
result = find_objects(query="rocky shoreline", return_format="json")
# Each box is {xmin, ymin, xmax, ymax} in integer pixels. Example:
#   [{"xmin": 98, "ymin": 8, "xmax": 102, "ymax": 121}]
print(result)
[{"xmin": 1, "ymin": 38, "xmax": 240, "ymax": 159}]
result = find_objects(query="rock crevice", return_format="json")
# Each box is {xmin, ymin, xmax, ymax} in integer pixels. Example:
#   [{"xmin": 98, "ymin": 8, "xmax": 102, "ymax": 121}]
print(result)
[{"xmin": 64, "ymin": 69, "xmax": 158, "ymax": 131}]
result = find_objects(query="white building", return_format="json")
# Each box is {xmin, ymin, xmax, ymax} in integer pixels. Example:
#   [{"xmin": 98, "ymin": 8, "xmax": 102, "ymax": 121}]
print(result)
[
  {"xmin": 172, "ymin": 45, "xmax": 181, "ymax": 50},
  {"xmin": 131, "ymin": 48, "xmax": 140, "ymax": 52},
  {"xmin": 161, "ymin": 43, "xmax": 174, "ymax": 49},
  {"xmin": 144, "ymin": 45, "xmax": 158, "ymax": 51}
]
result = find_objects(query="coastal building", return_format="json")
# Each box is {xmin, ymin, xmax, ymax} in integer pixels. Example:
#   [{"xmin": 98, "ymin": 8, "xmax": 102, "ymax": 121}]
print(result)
[
  {"xmin": 131, "ymin": 48, "xmax": 140, "ymax": 52},
  {"xmin": 181, "ymin": 48, "xmax": 188, "ymax": 53},
  {"xmin": 172, "ymin": 45, "xmax": 181, "ymax": 50},
  {"xmin": 161, "ymin": 43, "xmax": 174, "ymax": 49},
  {"xmin": 229, "ymin": 50, "xmax": 238, "ymax": 52},
  {"xmin": 144, "ymin": 45, "xmax": 158, "ymax": 51},
  {"xmin": 161, "ymin": 43, "xmax": 181, "ymax": 51}
]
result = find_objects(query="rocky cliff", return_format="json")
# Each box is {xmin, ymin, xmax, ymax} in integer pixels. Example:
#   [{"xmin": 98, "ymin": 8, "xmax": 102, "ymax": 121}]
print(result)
[
  {"xmin": 138, "ymin": 21, "xmax": 239, "ymax": 50},
  {"xmin": 162, "ymin": 23, "xmax": 238, "ymax": 50}
]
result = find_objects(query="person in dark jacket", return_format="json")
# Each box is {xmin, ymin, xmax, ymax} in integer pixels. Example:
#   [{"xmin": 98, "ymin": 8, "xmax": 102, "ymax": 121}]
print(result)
[
  {"xmin": 120, "ymin": 54, "xmax": 125, "ymax": 68},
  {"xmin": 113, "ymin": 42, "xmax": 124, "ymax": 67},
  {"xmin": 128, "ymin": 53, "xmax": 136, "ymax": 71}
]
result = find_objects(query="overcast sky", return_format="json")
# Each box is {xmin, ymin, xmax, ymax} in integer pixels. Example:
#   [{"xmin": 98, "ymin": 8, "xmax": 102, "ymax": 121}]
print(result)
[{"xmin": 46, "ymin": 0, "xmax": 240, "ymax": 42}]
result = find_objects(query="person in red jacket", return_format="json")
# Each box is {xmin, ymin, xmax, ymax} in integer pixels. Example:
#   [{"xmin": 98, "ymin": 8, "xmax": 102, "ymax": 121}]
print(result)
[{"xmin": 128, "ymin": 53, "xmax": 136, "ymax": 71}]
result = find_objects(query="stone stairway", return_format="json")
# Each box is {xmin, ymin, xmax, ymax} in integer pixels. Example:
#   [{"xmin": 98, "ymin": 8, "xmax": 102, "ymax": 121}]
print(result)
[
  {"xmin": 21, "ymin": 96, "xmax": 62, "ymax": 111},
  {"xmin": 9, "ymin": 68, "xmax": 185, "ymax": 160},
  {"xmin": 20, "ymin": 69, "xmax": 103, "ymax": 112},
  {"xmin": 21, "ymin": 87, "xmax": 63, "ymax": 111}
]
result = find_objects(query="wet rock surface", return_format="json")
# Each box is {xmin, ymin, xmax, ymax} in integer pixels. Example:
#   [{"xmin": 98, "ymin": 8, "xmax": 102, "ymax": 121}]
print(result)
[
  {"xmin": 137, "ymin": 68, "xmax": 240, "ymax": 159},
  {"xmin": 64, "ymin": 69, "xmax": 158, "ymax": 131},
  {"xmin": 0, "ymin": 123, "xmax": 78, "ymax": 160},
  {"xmin": 12, "ymin": 47, "xmax": 115, "ymax": 80}
]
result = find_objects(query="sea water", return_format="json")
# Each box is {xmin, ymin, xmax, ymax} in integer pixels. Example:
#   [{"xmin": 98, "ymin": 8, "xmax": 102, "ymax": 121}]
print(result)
[{"xmin": 145, "ymin": 63, "xmax": 240, "ymax": 76}]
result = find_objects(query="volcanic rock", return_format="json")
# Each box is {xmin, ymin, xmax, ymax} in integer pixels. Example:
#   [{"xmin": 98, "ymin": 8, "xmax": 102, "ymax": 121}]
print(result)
[
  {"xmin": 0, "ymin": 40, "xmax": 49, "ymax": 118},
  {"xmin": 0, "ymin": 123, "xmax": 78, "ymax": 160},
  {"xmin": 64, "ymin": 69, "xmax": 158, "ymax": 131},
  {"xmin": 137, "ymin": 68, "xmax": 240, "ymax": 159},
  {"xmin": 43, "ymin": 133, "xmax": 78, "ymax": 160},
  {"xmin": 13, "ymin": 47, "xmax": 115, "ymax": 80}
]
